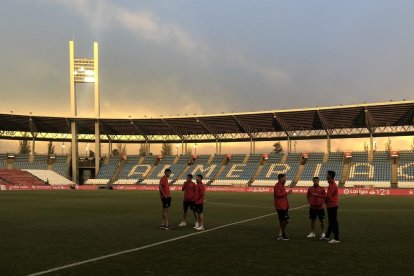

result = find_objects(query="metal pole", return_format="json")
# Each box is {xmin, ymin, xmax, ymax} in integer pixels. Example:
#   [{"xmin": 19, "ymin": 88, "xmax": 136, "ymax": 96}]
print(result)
[
  {"xmin": 369, "ymin": 133, "xmax": 374, "ymax": 153},
  {"xmin": 69, "ymin": 41, "xmax": 78, "ymax": 183},
  {"xmin": 94, "ymin": 42, "xmax": 100, "ymax": 175},
  {"xmin": 287, "ymin": 137, "xmax": 290, "ymax": 153},
  {"xmin": 327, "ymin": 135, "xmax": 331, "ymax": 153},
  {"xmin": 181, "ymin": 140, "xmax": 184, "ymax": 154},
  {"xmin": 31, "ymin": 137, "xmax": 36, "ymax": 155},
  {"xmin": 71, "ymin": 122, "xmax": 79, "ymax": 183}
]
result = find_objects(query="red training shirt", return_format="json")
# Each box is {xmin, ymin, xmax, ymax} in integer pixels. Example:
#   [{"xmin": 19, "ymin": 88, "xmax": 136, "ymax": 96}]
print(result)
[
  {"xmin": 182, "ymin": 181, "xmax": 196, "ymax": 202},
  {"xmin": 274, "ymin": 181, "xmax": 289, "ymax": 210},
  {"xmin": 159, "ymin": 176, "xmax": 171, "ymax": 198},
  {"xmin": 325, "ymin": 180, "xmax": 338, "ymax": 208},
  {"xmin": 306, "ymin": 185, "xmax": 326, "ymax": 209},
  {"xmin": 195, "ymin": 181, "xmax": 205, "ymax": 204}
]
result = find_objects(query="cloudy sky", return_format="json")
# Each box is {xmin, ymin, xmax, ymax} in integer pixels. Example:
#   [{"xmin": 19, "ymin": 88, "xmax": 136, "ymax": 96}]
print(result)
[{"xmin": 0, "ymin": 0, "xmax": 413, "ymax": 153}]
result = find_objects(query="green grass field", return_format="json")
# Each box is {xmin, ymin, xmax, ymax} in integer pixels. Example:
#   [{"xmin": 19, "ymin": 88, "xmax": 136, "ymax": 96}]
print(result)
[{"xmin": 1, "ymin": 191, "xmax": 413, "ymax": 276}]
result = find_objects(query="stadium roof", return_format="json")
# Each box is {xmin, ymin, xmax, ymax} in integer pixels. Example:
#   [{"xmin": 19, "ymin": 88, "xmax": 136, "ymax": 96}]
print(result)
[{"xmin": 1, "ymin": 100, "xmax": 413, "ymax": 143}]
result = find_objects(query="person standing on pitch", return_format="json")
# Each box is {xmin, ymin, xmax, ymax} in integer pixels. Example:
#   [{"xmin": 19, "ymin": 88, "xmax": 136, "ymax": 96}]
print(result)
[
  {"xmin": 159, "ymin": 168, "xmax": 172, "ymax": 230},
  {"xmin": 306, "ymin": 177, "xmax": 326, "ymax": 239},
  {"xmin": 274, "ymin": 173, "xmax": 292, "ymax": 240},
  {"xmin": 194, "ymin": 174, "xmax": 206, "ymax": 231},
  {"xmin": 313, "ymin": 170, "xmax": 339, "ymax": 243},
  {"xmin": 178, "ymin": 174, "xmax": 197, "ymax": 227}
]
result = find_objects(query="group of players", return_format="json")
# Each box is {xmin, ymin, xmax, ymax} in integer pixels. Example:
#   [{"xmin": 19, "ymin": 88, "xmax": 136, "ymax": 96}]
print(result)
[
  {"xmin": 159, "ymin": 169, "xmax": 206, "ymax": 231},
  {"xmin": 274, "ymin": 170, "xmax": 340, "ymax": 243},
  {"xmin": 158, "ymin": 167, "xmax": 340, "ymax": 244}
]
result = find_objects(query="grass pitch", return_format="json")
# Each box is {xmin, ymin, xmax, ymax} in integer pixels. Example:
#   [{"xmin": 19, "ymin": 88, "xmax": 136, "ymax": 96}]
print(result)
[{"xmin": 0, "ymin": 190, "xmax": 413, "ymax": 275}]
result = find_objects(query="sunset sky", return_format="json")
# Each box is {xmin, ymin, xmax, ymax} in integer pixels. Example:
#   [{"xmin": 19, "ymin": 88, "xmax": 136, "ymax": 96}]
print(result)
[{"xmin": 0, "ymin": 0, "xmax": 413, "ymax": 154}]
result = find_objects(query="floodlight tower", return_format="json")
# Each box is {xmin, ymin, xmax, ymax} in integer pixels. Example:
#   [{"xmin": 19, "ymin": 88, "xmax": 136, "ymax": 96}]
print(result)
[{"xmin": 69, "ymin": 41, "xmax": 100, "ymax": 183}]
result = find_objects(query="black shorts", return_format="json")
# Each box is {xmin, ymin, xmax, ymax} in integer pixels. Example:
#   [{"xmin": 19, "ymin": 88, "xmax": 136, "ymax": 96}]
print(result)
[
  {"xmin": 277, "ymin": 209, "xmax": 289, "ymax": 221},
  {"xmin": 194, "ymin": 204, "xmax": 204, "ymax": 214},
  {"xmin": 309, "ymin": 208, "xmax": 325, "ymax": 220},
  {"xmin": 183, "ymin": 200, "xmax": 195, "ymax": 212},
  {"xmin": 161, "ymin": 197, "xmax": 172, "ymax": 208}
]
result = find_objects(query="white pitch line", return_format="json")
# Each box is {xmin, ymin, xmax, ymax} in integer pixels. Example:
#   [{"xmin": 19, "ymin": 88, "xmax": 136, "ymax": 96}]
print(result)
[{"xmin": 28, "ymin": 204, "xmax": 309, "ymax": 276}]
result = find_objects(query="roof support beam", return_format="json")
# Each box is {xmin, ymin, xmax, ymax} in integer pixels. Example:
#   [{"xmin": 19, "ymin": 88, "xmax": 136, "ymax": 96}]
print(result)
[
  {"xmin": 195, "ymin": 118, "xmax": 219, "ymax": 140},
  {"xmin": 364, "ymin": 107, "xmax": 377, "ymax": 134},
  {"xmin": 232, "ymin": 115, "xmax": 255, "ymax": 139},
  {"xmin": 272, "ymin": 113, "xmax": 291, "ymax": 137},
  {"xmin": 128, "ymin": 118, "xmax": 149, "ymax": 142},
  {"xmin": 161, "ymin": 118, "xmax": 184, "ymax": 141},
  {"xmin": 98, "ymin": 120, "xmax": 119, "ymax": 136},
  {"xmin": 316, "ymin": 110, "xmax": 334, "ymax": 135}
]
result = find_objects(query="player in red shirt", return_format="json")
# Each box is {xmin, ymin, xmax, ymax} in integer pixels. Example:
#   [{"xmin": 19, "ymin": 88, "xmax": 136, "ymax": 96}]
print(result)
[
  {"xmin": 178, "ymin": 174, "xmax": 197, "ymax": 227},
  {"xmin": 194, "ymin": 174, "xmax": 206, "ymax": 231},
  {"xmin": 274, "ymin": 173, "xmax": 292, "ymax": 240},
  {"xmin": 159, "ymin": 168, "xmax": 172, "ymax": 230},
  {"xmin": 306, "ymin": 177, "xmax": 326, "ymax": 239},
  {"xmin": 313, "ymin": 170, "xmax": 339, "ymax": 243}
]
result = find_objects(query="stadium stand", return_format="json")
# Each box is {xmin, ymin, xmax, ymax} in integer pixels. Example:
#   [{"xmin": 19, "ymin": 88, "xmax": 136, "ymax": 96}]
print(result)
[
  {"xmin": 345, "ymin": 151, "xmax": 391, "ymax": 188},
  {"xmin": 0, "ymin": 154, "xmax": 6, "ymax": 168},
  {"xmin": 246, "ymin": 153, "xmax": 262, "ymax": 164},
  {"xmin": 252, "ymin": 153, "xmax": 301, "ymax": 186},
  {"xmin": 227, "ymin": 154, "xmax": 246, "ymax": 163},
  {"xmin": 297, "ymin": 152, "xmax": 343, "ymax": 187},
  {"xmin": 114, "ymin": 155, "xmax": 155, "ymax": 184},
  {"xmin": 13, "ymin": 154, "xmax": 49, "ymax": 170},
  {"xmin": 213, "ymin": 154, "xmax": 259, "ymax": 186},
  {"xmin": 52, "ymin": 156, "xmax": 69, "ymax": 177},
  {"xmin": 350, "ymin": 151, "xmax": 368, "ymax": 162},
  {"xmin": 176, "ymin": 155, "xmax": 192, "ymax": 164},
  {"xmin": 373, "ymin": 151, "xmax": 390, "ymax": 162},
  {"xmin": 85, "ymin": 156, "xmax": 120, "ymax": 185},
  {"xmin": 23, "ymin": 169, "xmax": 74, "ymax": 185},
  {"xmin": 0, "ymin": 169, "xmax": 45, "ymax": 186},
  {"xmin": 143, "ymin": 163, "xmax": 187, "ymax": 184},
  {"xmin": 177, "ymin": 154, "xmax": 221, "ymax": 184},
  {"xmin": 296, "ymin": 152, "xmax": 326, "ymax": 187},
  {"xmin": 192, "ymin": 155, "xmax": 212, "ymax": 165},
  {"xmin": 59, "ymin": 150, "xmax": 413, "ymax": 188},
  {"xmin": 13, "ymin": 154, "xmax": 47, "ymax": 170},
  {"xmin": 143, "ymin": 154, "xmax": 196, "ymax": 185},
  {"xmin": 397, "ymin": 151, "xmax": 414, "ymax": 188}
]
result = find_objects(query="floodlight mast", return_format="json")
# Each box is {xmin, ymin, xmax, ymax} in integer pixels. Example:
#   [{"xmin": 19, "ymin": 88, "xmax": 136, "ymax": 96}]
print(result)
[{"xmin": 69, "ymin": 41, "xmax": 100, "ymax": 184}]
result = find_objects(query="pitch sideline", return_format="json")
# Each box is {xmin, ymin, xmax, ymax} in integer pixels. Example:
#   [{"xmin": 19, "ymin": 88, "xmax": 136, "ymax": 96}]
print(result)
[
  {"xmin": 28, "ymin": 203, "xmax": 311, "ymax": 276},
  {"xmin": 28, "ymin": 195, "xmax": 353, "ymax": 275}
]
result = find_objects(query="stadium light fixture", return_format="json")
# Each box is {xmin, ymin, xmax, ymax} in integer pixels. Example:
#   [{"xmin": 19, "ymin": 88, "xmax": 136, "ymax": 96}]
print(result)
[{"xmin": 73, "ymin": 59, "xmax": 96, "ymax": 83}]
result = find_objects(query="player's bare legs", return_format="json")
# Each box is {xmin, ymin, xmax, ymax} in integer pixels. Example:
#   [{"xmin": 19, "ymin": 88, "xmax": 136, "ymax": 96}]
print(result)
[
  {"xmin": 319, "ymin": 218, "xmax": 325, "ymax": 234},
  {"xmin": 161, "ymin": 208, "xmax": 169, "ymax": 226},
  {"xmin": 310, "ymin": 219, "xmax": 316, "ymax": 233},
  {"xmin": 279, "ymin": 220, "xmax": 288, "ymax": 238},
  {"xmin": 181, "ymin": 209, "xmax": 188, "ymax": 224},
  {"xmin": 198, "ymin": 213, "xmax": 204, "ymax": 228}
]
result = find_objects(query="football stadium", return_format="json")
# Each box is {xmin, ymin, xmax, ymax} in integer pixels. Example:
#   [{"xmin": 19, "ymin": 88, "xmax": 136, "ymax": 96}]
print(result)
[{"xmin": 1, "ymin": 1, "xmax": 414, "ymax": 276}]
